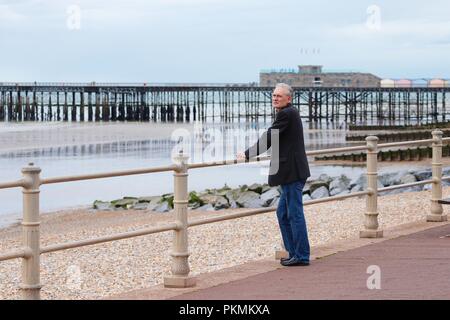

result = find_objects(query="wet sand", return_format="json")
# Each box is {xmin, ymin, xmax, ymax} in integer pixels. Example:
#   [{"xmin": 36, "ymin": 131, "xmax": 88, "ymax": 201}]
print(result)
[{"xmin": 0, "ymin": 122, "xmax": 196, "ymax": 152}]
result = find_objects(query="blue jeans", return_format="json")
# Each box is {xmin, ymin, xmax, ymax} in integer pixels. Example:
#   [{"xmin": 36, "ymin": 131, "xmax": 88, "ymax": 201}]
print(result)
[{"xmin": 276, "ymin": 180, "xmax": 310, "ymax": 262}]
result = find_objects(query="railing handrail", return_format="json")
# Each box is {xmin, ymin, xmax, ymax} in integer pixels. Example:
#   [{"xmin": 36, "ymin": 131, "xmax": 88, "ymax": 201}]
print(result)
[
  {"xmin": 40, "ymin": 164, "xmax": 177, "ymax": 185},
  {"xmin": 1, "ymin": 137, "xmax": 449, "ymax": 190},
  {"xmin": 0, "ymin": 130, "xmax": 448, "ymax": 299},
  {"xmin": 0, "ymin": 180, "xmax": 441, "ymax": 262}
]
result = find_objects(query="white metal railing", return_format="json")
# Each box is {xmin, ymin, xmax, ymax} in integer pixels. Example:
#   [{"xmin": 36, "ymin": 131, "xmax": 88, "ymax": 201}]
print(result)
[{"xmin": 0, "ymin": 131, "xmax": 448, "ymax": 299}]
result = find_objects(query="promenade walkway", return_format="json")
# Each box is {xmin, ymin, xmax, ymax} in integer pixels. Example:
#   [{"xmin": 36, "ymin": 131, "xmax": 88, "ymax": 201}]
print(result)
[{"xmin": 110, "ymin": 220, "xmax": 450, "ymax": 300}]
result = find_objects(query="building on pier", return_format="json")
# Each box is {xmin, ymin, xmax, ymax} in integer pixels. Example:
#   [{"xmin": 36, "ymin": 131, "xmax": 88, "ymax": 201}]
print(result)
[{"xmin": 259, "ymin": 65, "xmax": 381, "ymax": 88}]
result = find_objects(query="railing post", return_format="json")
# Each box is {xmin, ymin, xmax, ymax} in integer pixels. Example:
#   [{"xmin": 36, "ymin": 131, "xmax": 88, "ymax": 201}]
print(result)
[
  {"xmin": 428, "ymin": 130, "xmax": 447, "ymax": 222},
  {"xmin": 20, "ymin": 163, "xmax": 42, "ymax": 300},
  {"xmin": 164, "ymin": 151, "xmax": 196, "ymax": 288},
  {"xmin": 360, "ymin": 136, "xmax": 383, "ymax": 238}
]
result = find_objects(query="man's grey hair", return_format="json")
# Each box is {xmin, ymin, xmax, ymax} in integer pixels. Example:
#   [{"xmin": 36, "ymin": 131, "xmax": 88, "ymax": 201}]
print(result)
[{"xmin": 275, "ymin": 83, "xmax": 293, "ymax": 97}]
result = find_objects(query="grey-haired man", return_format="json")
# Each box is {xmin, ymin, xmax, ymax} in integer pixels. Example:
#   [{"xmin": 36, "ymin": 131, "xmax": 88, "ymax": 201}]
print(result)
[{"xmin": 238, "ymin": 83, "xmax": 311, "ymax": 266}]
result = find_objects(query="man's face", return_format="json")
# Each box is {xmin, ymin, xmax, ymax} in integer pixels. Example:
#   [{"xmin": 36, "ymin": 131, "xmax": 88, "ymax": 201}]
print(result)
[{"xmin": 272, "ymin": 87, "xmax": 292, "ymax": 110}]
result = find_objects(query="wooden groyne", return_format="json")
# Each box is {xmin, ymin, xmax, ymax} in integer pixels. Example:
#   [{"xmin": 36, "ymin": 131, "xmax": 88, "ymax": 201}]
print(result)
[
  {"xmin": 0, "ymin": 83, "xmax": 449, "ymax": 123},
  {"xmin": 346, "ymin": 129, "xmax": 450, "ymax": 143},
  {"xmin": 315, "ymin": 145, "xmax": 450, "ymax": 162},
  {"xmin": 348, "ymin": 121, "xmax": 450, "ymax": 131}
]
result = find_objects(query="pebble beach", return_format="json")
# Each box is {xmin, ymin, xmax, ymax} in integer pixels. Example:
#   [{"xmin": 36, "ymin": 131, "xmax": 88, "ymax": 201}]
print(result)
[{"xmin": 0, "ymin": 186, "xmax": 449, "ymax": 300}]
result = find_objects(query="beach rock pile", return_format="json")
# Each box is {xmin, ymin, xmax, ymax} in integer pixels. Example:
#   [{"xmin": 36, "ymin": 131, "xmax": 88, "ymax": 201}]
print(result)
[{"xmin": 93, "ymin": 167, "xmax": 450, "ymax": 212}]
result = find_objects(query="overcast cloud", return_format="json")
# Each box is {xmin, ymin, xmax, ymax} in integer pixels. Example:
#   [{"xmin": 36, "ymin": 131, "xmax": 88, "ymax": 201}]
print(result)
[{"xmin": 0, "ymin": 0, "xmax": 449, "ymax": 82}]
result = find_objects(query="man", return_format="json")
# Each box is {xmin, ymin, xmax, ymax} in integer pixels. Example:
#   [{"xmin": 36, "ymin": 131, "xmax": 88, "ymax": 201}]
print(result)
[{"xmin": 237, "ymin": 83, "xmax": 311, "ymax": 266}]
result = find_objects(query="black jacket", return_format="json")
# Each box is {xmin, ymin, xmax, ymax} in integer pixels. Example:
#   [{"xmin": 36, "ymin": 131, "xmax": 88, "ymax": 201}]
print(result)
[{"xmin": 245, "ymin": 104, "xmax": 310, "ymax": 186}]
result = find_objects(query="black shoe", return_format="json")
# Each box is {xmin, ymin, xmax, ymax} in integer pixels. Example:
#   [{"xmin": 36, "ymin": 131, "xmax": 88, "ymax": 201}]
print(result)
[
  {"xmin": 280, "ymin": 257, "xmax": 290, "ymax": 263},
  {"xmin": 281, "ymin": 257, "xmax": 310, "ymax": 267}
]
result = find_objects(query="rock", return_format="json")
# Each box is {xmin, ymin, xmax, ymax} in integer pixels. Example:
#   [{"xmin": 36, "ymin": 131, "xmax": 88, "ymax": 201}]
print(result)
[
  {"xmin": 225, "ymin": 190, "xmax": 240, "ymax": 208},
  {"xmin": 198, "ymin": 194, "xmax": 219, "ymax": 204},
  {"xmin": 317, "ymin": 173, "xmax": 333, "ymax": 184},
  {"xmin": 248, "ymin": 183, "xmax": 264, "ymax": 194},
  {"xmin": 225, "ymin": 189, "xmax": 240, "ymax": 199},
  {"xmin": 329, "ymin": 175, "xmax": 351, "ymax": 194},
  {"xmin": 413, "ymin": 170, "xmax": 432, "ymax": 181},
  {"xmin": 188, "ymin": 191, "xmax": 204, "ymax": 208},
  {"xmin": 93, "ymin": 200, "xmax": 114, "ymax": 211},
  {"xmin": 111, "ymin": 198, "xmax": 138, "ymax": 209},
  {"xmin": 349, "ymin": 174, "xmax": 363, "ymax": 188},
  {"xmin": 302, "ymin": 183, "xmax": 311, "ymax": 195},
  {"xmin": 391, "ymin": 170, "xmax": 410, "ymax": 185},
  {"xmin": 161, "ymin": 193, "xmax": 174, "ymax": 209},
  {"xmin": 198, "ymin": 203, "xmax": 215, "ymax": 211},
  {"xmin": 216, "ymin": 186, "xmax": 232, "ymax": 197},
  {"xmin": 330, "ymin": 188, "xmax": 346, "ymax": 196},
  {"xmin": 376, "ymin": 179, "xmax": 384, "ymax": 189},
  {"xmin": 329, "ymin": 174, "xmax": 350, "ymax": 189},
  {"xmin": 399, "ymin": 173, "xmax": 417, "ymax": 185},
  {"xmin": 229, "ymin": 201, "xmax": 239, "ymax": 209},
  {"xmin": 137, "ymin": 196, "xmax": 159, "ymax": 203},
  {"xmin": 423, "ymin": 184, "xmax": 432, "ymax": 191},
  {"xmin": 311, "ymin": 186, "xmax": 329, "ymax": 199},
  {"xmin": 239, "ymin": 184, "xmax": 249, "ymax": 192},
  {"xmin": 337, "ymin": 189, "xmax": 350, "ymax": 196},
  {"xmin": 309, "ymin": 181, "xmax": 329, "ymax": 194},
  {"xmin": 378, "ymin": 172, "xmax": 397, "ymax": 187},
  {"xmin": 153, "ymin": 201, "xmax": 170, "ymax": 213},
  {"xmin": 203, "ymin": 188, "xmax": 215, "ymax": 195},
  {"xmin": 351, "ymin": 184, "xmax": 363, "ymax": 193},
  {"xmin": 329, "ymin": 188, "xmax": 339, "ymax": 196},
  {"xmin": 147, "ymin": 197, "xmax": 164, "ymax": 211},
  {"xmin": 215, "ymin": 190, "xmax": 228, "ymax": 197},
  {"xmin": 260, "ymin": 188, "xmax": 280, "ymax": 206},
  {"xmin": 188, "ymin": 202, "xmax": 202, "ymax": 209},
  {"xmin": 133, "ymin": 202, "xmax": 149, "ymax": 210},
  {"xmin": 236, "ymin": 191, "xmax": 265, "ymax": 208},
  {"xmin": 213, "ymin": 196, "xmax": 230, "ymax": 210},
  {"xmin": 302, "ymin": 194, "xmax": 312, "ymax": 202},
  {"xmin": 261, "ymin": 184, "xmax": 271, "ymax": 194},
  {"xmin": 329, "ymin": 188, "xmax": 350, "ymax": 196},
  {"xmin": 198, "ymin": 194, "xmax": 229, "ymax": 210},
  {"xmin": 350, "ymin": 174, "xmax": 383, "ymax": 190},
  {"xmin": 269, "ymin": 196, "xmax": 280, "ymax": 207}
]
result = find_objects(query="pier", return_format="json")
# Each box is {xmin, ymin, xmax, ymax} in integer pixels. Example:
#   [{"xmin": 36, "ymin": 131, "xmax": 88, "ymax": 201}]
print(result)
[{"xmin": 0, "ymin": 83, "xmax": 449, "ymax": 124}]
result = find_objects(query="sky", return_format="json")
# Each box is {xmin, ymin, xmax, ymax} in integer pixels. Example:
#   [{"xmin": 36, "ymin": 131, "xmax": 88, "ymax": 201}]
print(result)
[{"xmin": 0, "ymin": 0, "xmax": 449, "ymax": 83}]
